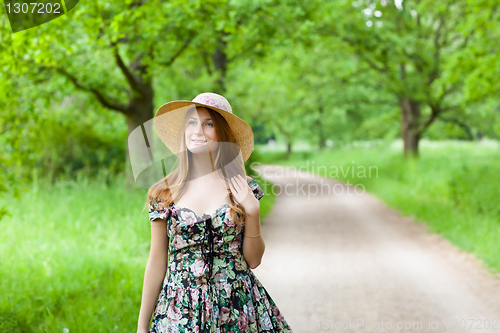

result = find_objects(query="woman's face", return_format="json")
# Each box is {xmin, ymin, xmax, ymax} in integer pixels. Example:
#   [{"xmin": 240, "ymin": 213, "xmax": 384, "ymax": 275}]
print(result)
[{"xmin": 184, "ymin": 107, "xmax": 219, "ymax": 154}]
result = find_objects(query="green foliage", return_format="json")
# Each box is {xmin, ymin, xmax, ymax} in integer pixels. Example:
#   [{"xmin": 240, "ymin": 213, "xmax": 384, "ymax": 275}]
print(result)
[
  {"xmin": 0, "ymin": 310, "xmax": 32, "ymax": 333},
  {"xmin": 30, "ymin": 106, "xmax": 126, "ymax": 184},
  {"xmin": 449, "ymin": 165, "xmax": 500, "ymax": 217},
  {"xmin": 0, "ymin": 68, "xmax": 32, "ymax": 221},
  {"xmin": 309, "ymin": 0, "xmax": 500, "ymax": 148},
  {"xmin": 255, "ymin": 175, "xmax": 275, "ymax": 221},
  {"xmin": 244, "ymin": 149, "xmax": 275, "ymax": 219},
  {"xmin": 0, "ymin": 176, "xmax": 148, "ymax": 332},
  {"xmin": 1, "ymin": 0, "xmax": 499, "ymax": 197}
]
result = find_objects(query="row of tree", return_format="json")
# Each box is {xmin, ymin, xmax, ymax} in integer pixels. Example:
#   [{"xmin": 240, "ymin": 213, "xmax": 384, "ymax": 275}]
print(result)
[{"xmin": 1, "ymin": 0, "xmax": 499, "ymax": 212}]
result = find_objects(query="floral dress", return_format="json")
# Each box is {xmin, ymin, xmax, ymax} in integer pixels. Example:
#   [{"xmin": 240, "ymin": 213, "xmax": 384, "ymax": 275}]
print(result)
[{"xmin": 148, "ymin": 178, "xmax": 293, "ymax": 333}]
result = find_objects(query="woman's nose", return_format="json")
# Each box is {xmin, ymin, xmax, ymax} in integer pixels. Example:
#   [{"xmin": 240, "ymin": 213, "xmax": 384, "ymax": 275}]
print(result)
[{"xmin": 194, "ymin": 123, "xmax": 204, "ymax": 136}]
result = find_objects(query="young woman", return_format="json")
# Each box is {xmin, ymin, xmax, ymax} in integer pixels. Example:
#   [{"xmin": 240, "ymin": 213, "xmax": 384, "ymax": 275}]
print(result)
[{"xmin": 137, "ymin": 93, "xmax": 293, "ymax": 333}]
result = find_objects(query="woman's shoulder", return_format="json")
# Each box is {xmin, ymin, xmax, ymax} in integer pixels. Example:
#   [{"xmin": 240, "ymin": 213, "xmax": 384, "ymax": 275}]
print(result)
[
  {"xmin": 148, "ymin": 196, "xmax": 174, "ymax": 222},
  {"xmin": 149, "ymin": 196, "xmax": 175, "ymax": 209}
]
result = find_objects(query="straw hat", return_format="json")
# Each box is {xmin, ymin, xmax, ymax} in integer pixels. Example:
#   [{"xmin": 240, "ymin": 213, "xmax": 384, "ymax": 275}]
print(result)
[{"xmin": 154, "ymin": 92, "xmax": 255, "ymax": 162}]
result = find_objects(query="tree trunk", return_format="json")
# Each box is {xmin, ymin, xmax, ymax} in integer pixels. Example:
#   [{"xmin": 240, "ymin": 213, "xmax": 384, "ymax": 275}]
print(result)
[
  {"xmin": 400, "ymin": 97, "xmax": 421, "ymax": 158},
  {"xmin": 124, "ymin": 81, "xmax": 155, "ymax": 190},
  {"xmin": 211, "ymin": 32, "xmax": 229, "ymax": 94},
  {"xmin": 271, "ymin": 118, "xmax": 292, "ymax": 159},
  {"xmin": 316, "ymin": 106, "xmax": 325, "ymax": 151}
]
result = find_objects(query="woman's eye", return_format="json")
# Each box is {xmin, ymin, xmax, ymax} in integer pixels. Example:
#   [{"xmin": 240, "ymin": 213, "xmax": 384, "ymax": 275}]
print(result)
[
  {"xmin": 189, "ymin": 121, "xmax": 196, "ymax": 125},
  {"xmin": 205, "ymin": 122, "xmax": 214, "ymax": 127}
]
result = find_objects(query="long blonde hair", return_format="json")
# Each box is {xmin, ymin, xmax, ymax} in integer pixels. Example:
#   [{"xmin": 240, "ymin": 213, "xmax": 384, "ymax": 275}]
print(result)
[{"xmin": 144, "ymin": 107, "xmax": 247, "ymax": 227}]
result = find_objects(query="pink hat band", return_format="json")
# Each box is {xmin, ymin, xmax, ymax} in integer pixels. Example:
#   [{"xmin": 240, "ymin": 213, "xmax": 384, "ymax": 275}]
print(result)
[{"xmin": 192, "ymin": 93, "xmax": 232, "ymax": 113}]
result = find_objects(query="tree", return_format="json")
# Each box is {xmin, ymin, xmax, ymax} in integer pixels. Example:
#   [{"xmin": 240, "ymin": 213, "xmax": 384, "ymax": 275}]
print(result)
[
  {"xmin": 0, "ymin": 0, "xmax": 303, "ymax": 187},
  {"xmin": 314, "ymin": 0, "xmax": 500, "ymax": 157}
]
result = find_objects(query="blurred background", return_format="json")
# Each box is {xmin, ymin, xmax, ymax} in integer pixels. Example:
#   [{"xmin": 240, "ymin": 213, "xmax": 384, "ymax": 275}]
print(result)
[{"xmin": 1, "ymin": 0, "xmax": 499, "ymax": 331}]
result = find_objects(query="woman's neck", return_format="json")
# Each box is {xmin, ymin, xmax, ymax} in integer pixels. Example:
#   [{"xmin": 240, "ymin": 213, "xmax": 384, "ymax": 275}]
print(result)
[{"xmin": 188, "ymin": 152, "xmax": 219, "ymax": 180}]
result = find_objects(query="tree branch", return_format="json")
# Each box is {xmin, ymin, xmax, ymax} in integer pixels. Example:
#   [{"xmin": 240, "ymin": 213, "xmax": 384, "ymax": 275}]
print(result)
[
  {"xmin": 157, "ymin": 32, "xmax": 196, "ymax": 67},
  {"xmin": 354, "ymin": 49, "xmax": 389, "ymax": 73},
  {"xmin": 439, "ymin": 104, "xmax": 461, "ymax": 112},
  {"xmin": 418, "ymin": 106, "xmax": 440, "ymax": 136},
  {"xmin": 55, "ymin": 67, "xmax": 131, "ymax": 114},
  {"xmin": 112, "ymin": 45, "xmax": 149, "ymax": 95},
  {"xmin": 427, "ymin": 15, "xmax": 445, "ymax": 85},
  {"xmin": 439, "ymin": 116, "xmax": 474, "ymax": 140},
  {"xmin": 201, "ymin": 50, "xmax": 213, "ymax": 75},
  {"xmin": 342, "ymin": 35, "xmax": 390, "ymax": 73},
  {"xmin": 336, "ymin": 98, "xmax": 399, "ymax": 107},
  {"xmin": 439, "ymin": 84, "xmax": 460, "ymax": 103}
]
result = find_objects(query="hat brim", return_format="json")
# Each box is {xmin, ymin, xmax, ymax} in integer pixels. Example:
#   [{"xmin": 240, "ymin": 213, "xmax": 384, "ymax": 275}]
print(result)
[{"xmin": 153, "ymin": 101, "xmax": 254, "ymax": 162}]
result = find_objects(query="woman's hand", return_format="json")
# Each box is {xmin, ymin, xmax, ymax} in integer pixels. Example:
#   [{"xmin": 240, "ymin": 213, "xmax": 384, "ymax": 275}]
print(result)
[{"xmin": 228, "ymin": 174, "xmax": 259, "ymax": 214}]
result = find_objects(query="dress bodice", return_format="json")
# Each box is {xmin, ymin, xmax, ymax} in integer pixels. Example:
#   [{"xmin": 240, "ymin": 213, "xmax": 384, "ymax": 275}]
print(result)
[
  {"xmin": 147, "ymin": 178, "xmax": 294, "ymax": 333},
  {"xmin": 148, "ymin": 178, "xmax": 265, "ymax": 287}
]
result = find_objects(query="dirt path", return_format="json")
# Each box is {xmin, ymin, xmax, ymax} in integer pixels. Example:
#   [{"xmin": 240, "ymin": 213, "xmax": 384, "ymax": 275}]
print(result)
[{"xmin": 252, "ymin": 165, "xmax": 500, "ymax": 333}]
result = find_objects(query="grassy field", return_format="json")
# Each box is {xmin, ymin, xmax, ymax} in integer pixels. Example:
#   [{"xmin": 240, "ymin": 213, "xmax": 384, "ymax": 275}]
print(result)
[
  {"xmin": 1, "ymin": 138, "xmax": 497, "ymax": 332},
  {"xmin": 0, "ymin": 172, "xmax": 275, "ymax": 333},
  {"xmin": 255, "ymin": 139, "xmax": 500, "ymax": 275}
]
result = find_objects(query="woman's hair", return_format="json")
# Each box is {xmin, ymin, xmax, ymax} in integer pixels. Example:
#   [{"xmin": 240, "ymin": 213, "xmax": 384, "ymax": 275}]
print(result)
[{"xmin": 143, "ymin": 106, "xmax": 247, "ymax": 227}]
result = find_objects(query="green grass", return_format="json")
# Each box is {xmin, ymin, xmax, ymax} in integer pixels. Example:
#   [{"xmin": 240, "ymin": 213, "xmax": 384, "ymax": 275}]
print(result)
[
  {"xmin": 252, "ymin": 176, "xmax": 275, "ymax": 222},
  {"xmin": 0, "ymin": 174, "xmax": 149, "ymax": 332},
  {"xmin": 2, "ymin": 138, "xmax": 497, "ymax": 332},
  {"xmin": 256, "ymin": 139, "xmax": 500, "ymax": 275},
  {"xmin": 0, "ymin": 170, "xmax": 275, "ymax": 332}
]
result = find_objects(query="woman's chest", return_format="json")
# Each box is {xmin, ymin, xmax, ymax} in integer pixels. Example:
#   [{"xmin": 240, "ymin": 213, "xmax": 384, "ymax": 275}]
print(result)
[
  {"xmin": 175, "ymin": 181, "xmax": 230, "ymax": 218},
  {"xmin": 167, "ymin": 205, "xmax": 242, "ymax": 244}
]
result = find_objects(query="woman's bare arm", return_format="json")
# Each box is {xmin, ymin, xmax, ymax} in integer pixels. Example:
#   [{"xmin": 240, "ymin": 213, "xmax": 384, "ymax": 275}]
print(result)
[
  {"xmin": 242, "ymin": 205, "xmax": 265, "ymax": 269},
  {"xmin": 137, "ymin": 219, "xmax": 169, "ymax": 332}
]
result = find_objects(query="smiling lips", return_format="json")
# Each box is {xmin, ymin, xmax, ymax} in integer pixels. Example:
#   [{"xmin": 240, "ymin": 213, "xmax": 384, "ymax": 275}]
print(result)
[{"xmin": 192, "ymin": 139, "xmax": 207, "ymax": 145}]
